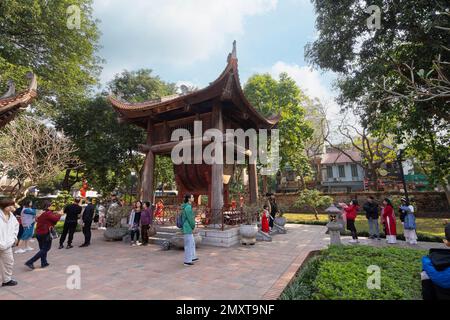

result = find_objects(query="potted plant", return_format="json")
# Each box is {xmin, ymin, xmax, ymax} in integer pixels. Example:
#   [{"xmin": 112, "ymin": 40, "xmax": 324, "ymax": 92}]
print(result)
[{"xmin": 239, "ymin": 203, "xmax": 259, "ymax": 245}]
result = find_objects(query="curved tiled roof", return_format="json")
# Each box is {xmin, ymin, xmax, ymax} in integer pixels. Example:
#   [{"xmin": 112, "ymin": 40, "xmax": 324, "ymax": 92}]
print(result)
[
  {"xmin": 0, "ymin": 72, "xmax": 37, "ymax": 127},
  {"xmin": 108, "ymin": 41, "xmax": 280, "ymax": 128}
]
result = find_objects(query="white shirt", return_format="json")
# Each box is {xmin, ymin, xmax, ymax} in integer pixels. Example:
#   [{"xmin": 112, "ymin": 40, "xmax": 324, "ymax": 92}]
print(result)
[{"xmin": 0, "ymin": 209, "xmax": 19, "ymax": 251}]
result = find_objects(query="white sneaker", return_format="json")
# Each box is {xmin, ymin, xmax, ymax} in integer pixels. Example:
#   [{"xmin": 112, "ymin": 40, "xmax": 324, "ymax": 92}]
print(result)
[
  {"xmin": 14, "ymin": 249, "xmax": 26, "ymax": 254},
  {"xmin": 25, "ymin": 247, "xmax": 34, "ymax": 251},
  {"xmin": 136, "ymin": 241, "xmax": 142, "ymax": 246}
]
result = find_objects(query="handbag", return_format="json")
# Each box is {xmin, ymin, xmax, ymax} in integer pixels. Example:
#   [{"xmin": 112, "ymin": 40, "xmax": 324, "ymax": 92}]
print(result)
[{"xmin": 49, "ymin": 226, "xmax": 59, "ymax": 240}]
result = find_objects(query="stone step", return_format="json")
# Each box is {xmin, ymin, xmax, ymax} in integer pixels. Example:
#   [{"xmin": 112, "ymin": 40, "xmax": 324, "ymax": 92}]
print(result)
[
  {"xmin": 148, "ymin": 236, "xmax": 169, "ymax": 246},
  {"xmin": 154, "ymin": 225, "xmax": 179, "ymax": 234},
  {"xmin": 154, "ymin": 231, "xmax": 176, "ymax": 240}
]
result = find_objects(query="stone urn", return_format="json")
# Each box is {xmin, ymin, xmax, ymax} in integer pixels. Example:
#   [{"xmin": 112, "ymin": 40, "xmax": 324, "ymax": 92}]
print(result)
[
  {"xmin": 169, "ymin": 232, "xmax": 202, "ymax": 249},
  {"xmin": 104, "ymin": 227, "xmax": 129, "ymax": 241},
  {"xmin": 239, "ymin": 224, "xmax": 258, "ymax": 245},
  {"xmin": 274, "ymin": 216, "xmax": 286, "ymax": 227}
]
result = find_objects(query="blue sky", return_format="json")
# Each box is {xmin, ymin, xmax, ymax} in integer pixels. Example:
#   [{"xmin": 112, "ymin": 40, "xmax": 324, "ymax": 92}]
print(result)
[{"xmin": 92, "ymin": 0, "xmax": 339, "ymax": 116}]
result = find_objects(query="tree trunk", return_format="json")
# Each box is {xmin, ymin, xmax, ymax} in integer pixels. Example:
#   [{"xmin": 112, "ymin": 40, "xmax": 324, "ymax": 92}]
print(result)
[
  {"xmin": 313, "ymin": 207, "xmax": 319, "ymax": 220},
  {"xmin": 262, "ymin": 175, "xmax": 268, "ymax": 195},
  {"xmin": 62, "ymin": 169, "xmax": 71, "ymax": 191},
  {"xmin": 442, "ymin": 183, "xmax": 450, "ymax": 208}
]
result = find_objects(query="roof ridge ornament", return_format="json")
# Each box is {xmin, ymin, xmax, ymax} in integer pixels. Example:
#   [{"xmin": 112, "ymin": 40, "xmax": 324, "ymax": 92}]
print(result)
[
  {"xmin": 227, "ymin": 40, "xmax": 237, "ymax": 63},
  {"xmin": 0, "ymin": 80, "xmax": 15, "ymax": 99}
]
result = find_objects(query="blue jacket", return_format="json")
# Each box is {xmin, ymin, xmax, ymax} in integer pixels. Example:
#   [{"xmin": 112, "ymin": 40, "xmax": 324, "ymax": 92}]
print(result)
[{"xmin": 422, "ymin": 256, "xmax": 450, "ymax": 289}]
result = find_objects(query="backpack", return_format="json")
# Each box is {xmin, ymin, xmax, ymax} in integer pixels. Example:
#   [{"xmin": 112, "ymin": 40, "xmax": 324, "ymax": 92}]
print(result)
[
  {"xmin": 404, "ymin": 213, "xmax": 416, "ymax": 230},
  {"xmin": 176, "ymin": 208, "xmax": 184, "ymax": 229}
]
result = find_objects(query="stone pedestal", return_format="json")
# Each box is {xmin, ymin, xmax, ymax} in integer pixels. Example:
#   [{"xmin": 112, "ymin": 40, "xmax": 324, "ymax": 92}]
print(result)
[
  {"xmin": 169, "ymin": 232, "xmax": 202, "ymax": 249},
  {"xmin": 326, "ymin": 221, "xmax": 343, "ymax": 245},
  {"xmin": 198, "ymin": 227, "xmax": 240, "ymax": 247},
  {"xmin": 104, "ymin": 227, "xmax": 129, "ymax": 241}
]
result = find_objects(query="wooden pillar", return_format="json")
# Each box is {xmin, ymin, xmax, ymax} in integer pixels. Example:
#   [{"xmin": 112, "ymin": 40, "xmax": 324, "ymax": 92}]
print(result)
[
  {"xmin": 211, "ymin": 103, "xmax": 223, "ymax": 225},
  {"xmin": 248, "ymin": 163, "xmax": 258, "ymax": 204},
  {"xmin": 141, "ymin": 119, "xmax": 155, "ymax": 202}
]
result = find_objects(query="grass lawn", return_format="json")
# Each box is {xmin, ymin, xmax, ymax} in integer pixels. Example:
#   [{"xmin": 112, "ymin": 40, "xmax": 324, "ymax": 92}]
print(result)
[
  {"xmin": 280, "ymin": 245, "xmax": 427, "ymax": 300},
  {"xmin": 285, "ymin": 213, "xmax": 446, "ymax": 239}
]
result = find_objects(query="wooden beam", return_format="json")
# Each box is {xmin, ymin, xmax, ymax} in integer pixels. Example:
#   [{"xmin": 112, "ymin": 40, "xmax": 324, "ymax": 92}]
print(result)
[
  {"xmin": 147, "ymin": 133, "xmax": 233, "ymax": 155},
  {"xmin": 248, "ymin": 162, "xmax": 258, "ymax": 204},
  {"xmin": 210, "ymin": 102, "xmax": 224, "ymax": 225},
  {"xmin": 141, "ymin": 119, "xmax": 155, "ymax": 202}
]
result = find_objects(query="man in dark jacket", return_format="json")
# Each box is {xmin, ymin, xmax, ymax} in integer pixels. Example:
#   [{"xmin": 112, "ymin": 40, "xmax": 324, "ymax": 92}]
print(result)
[
  {"xmin": 363, "ymin": 196, "xmax": 380, "ymax": 240},
  {"xmin": 59, "ymin": 198, "xmax": 82, "ymax": 249},
  {"xmin": 80, "ymin": 198, "xmax": 95, "ymax": 247}
]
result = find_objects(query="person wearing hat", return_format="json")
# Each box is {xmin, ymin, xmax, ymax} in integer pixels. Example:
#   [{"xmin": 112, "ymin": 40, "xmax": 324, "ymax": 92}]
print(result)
[
  {"xmin": 59, "ymin": 197, "xmax": 82, "ymax": 249},
  {"xmin": 0, "ymin": 198, "xmax": 19, "ymax": 287},
  {"xmin": 421, "ymin": 223, "xmax": 450, "ymax": 300}
]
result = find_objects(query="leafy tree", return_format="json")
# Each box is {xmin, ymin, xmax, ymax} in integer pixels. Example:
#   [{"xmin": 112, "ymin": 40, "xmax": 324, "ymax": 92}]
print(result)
[
  {"xmin": 0, "ymin": 0, "xmax": 102, "ymax": 114},
  {"xmin": 0, "ymin": 114, "xmax": 78, "ymax": 201},
  {"xmin": 324, "ymin": 116, "xmax": 398, "ymax": 189},
  {"xmin": 295, "ymin": 189, "xmax": 333, "ymax": 220},
  {"xmin": 305, "ymin": 0, "xmax": 449, "ymax": 201},
  {"xmin": 244, "ymin": 73, "xmax": 314, "ymax": 187},
  {"xmin": 55, "ymin": 69, "xmax": 176, "ymax": 196}
]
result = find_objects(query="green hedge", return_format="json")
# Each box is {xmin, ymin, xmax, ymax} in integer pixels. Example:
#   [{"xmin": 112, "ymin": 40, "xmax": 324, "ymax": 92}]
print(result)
[
  {"xmin": 281, "ymin": 245, "xmax": 427, "ymax": 300},
  {"xmin": 54, "ymin": 221, "xmax": 82, "ymax": 234}
]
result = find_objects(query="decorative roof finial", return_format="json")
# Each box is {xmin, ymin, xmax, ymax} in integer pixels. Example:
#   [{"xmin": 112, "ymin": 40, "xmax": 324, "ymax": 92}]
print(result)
[
  {"xmin": 1, "ymin": 79, "xmax": 16, "ymax": 99},
  {"xmin": 227, "ymin": 40, "xmax": 237, "ymax": 63}
]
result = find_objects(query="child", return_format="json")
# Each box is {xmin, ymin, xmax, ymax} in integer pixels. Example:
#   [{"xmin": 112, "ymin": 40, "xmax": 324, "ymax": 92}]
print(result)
[{"xmin": 261, "ymin": 205, "xmax": 270, "ymax": 233}]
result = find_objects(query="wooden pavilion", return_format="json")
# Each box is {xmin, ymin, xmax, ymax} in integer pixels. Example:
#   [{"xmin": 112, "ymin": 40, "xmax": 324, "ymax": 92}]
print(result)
[
  {"xmin": 108, "ymin": 42, "xmax": 279, "ymax": 223},
  {"xmin": 0, "ymin": 72, "xmax": 37, "ymax": 128}
]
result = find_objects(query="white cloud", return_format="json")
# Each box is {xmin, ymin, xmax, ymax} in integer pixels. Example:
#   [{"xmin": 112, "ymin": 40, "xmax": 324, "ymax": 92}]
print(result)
[
  {"xmin": 94, "ymin": 0, "xmax": 277, "ymax": 83},
  {"xmin": 269, "ymin": 61, "xmax": 341, "ymax": 118}
]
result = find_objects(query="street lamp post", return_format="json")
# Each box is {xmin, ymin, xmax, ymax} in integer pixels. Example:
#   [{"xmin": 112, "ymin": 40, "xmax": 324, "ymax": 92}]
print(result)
[{"xmin": 397, "ymin": 149, "xmax": 409, "ymax": 203}]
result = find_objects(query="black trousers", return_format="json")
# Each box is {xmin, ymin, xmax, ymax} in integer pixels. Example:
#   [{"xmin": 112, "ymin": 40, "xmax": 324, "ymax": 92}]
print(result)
[
  {"xmin": 26, "ymin": 234, "xmax": 52, "ymax": 266},
  {"xmin": 269, "ymin": 212, "xmax": 276, "ymax": 228},
  {"xmin": 60, "ymin": 221, "xmax": 77, "ymax": 246},
  {"xmin": 422, "ymin": 279, "xmax": 450, "ymax": 300},
  {"xmin": 130, "ymin": 229, "xmax": 140, "ymax": 242},
  {"xmin": 82, "ymin": 221, "xmax": 92, "ymax": 245},
  {"xmin": 347, "ymin": 219, "xmax": 358, "ymax": 239},
  {"xmin": 141, "ymin": 225, "xmax": 149, "ymax": 245}
]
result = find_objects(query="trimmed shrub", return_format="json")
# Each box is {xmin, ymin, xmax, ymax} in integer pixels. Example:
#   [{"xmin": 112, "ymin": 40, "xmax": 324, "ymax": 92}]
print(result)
[{"xmin": 281, "ymin": 246, "xmax": 427, "ymax": 300}]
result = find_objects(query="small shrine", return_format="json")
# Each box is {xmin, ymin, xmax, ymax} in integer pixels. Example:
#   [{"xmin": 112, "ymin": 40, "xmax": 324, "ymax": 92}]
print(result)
[{"xmin": 108, "ymin": 42, "xmax": 279, "ymax": 224}]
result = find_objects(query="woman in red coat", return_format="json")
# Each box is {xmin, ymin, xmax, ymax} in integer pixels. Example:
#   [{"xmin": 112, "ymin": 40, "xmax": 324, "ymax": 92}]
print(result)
[
  {"xmin": 25, "ymin": 202, "xmax": 63, "ymax": 269},
  {"xmin": 342, "ymin": 200, "xmax": 360, "ymax": 243},
  {"xmin": 382, "ymin": 198, "xmax": 397, "ymax": 244}
]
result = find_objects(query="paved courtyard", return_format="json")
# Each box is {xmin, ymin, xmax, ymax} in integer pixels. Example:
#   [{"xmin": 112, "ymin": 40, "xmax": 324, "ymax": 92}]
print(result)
[{"xmin": 0, "ymin": 224, "xmax": 445, "ymax": 300}]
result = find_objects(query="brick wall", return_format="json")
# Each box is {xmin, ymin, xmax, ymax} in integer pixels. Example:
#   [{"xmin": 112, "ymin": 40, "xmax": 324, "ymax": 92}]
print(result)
[
  {"xmin": 155, "ymin": 192, "xmax": 450, "ymax": 217},
  {"xmin": 273, "ymin": 191, "xmax": 450, "ymax": 217}
]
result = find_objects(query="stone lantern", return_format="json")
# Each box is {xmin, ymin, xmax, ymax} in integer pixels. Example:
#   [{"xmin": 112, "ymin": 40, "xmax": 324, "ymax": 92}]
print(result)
[{"xmin": 325, "ymin": 204, "xmax": 344, "ymax": 245}]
